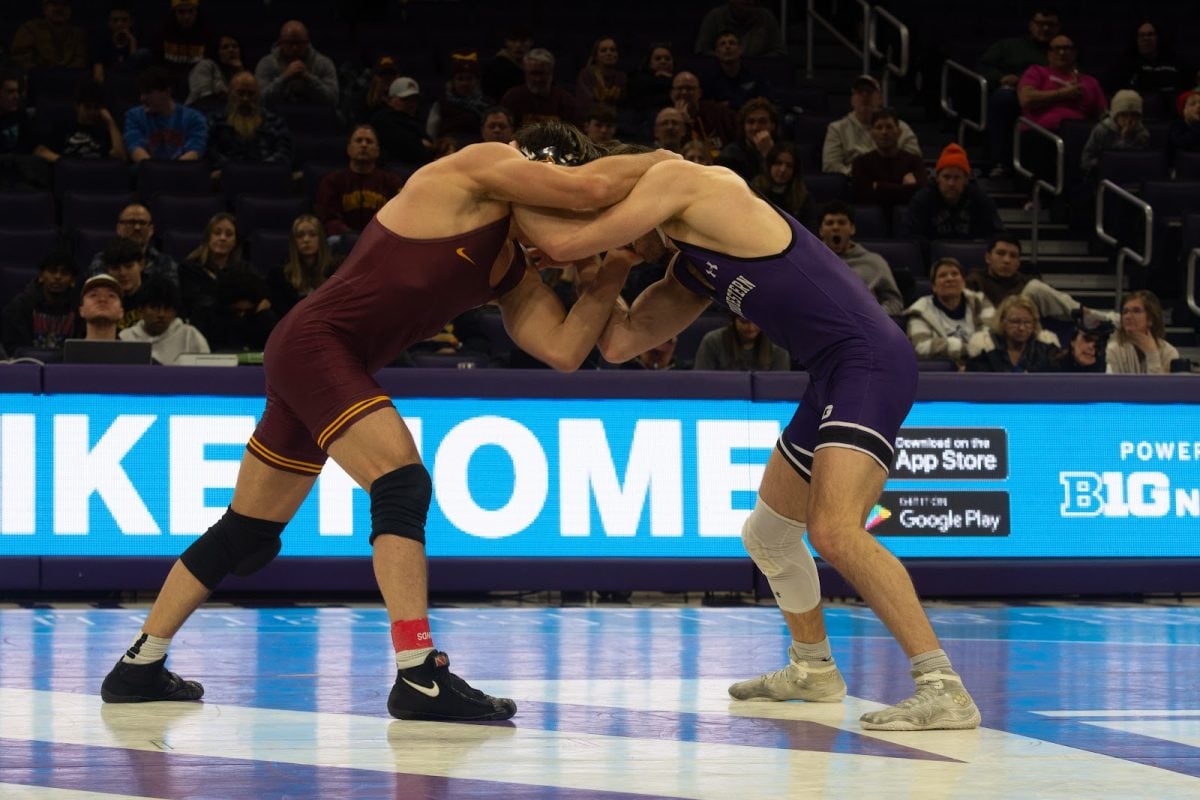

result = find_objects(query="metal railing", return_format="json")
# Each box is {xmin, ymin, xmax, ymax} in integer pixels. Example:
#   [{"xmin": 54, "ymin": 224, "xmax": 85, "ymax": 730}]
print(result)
[
  {"xmin": 940, "ymin": 60, "xmax": 988, "ymax": 144},
  {"xmin": 806, "ymin": 0, "xmax": 872, "ymax": 78},
  {"xmin": 1012, "ymin": 117, "xmax": 1063, "ymax": 265},
  {"xmin": 1095, "ymin": 180, "xmax": 1153, "ymax": 311},
  {"xmin": 1187, "ymin": 248, "xmax": 1200, "ymax": 318},
  {"xmin": 867, "ymin": 5, "xmax": 909, "ymax": 103}
]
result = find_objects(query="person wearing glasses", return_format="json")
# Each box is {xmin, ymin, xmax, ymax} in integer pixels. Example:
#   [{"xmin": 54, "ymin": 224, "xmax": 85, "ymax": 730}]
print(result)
[
  {"xmin": 86, "ymin": 203, "xmax": 179, "ymax": 287},
  {"xmin": 964, "ymin": 294, "xmax": 1060, "ymax": 372},
  {"xmin": 253, "ymin": 19, "xmax": 337, "ymax": 109}
]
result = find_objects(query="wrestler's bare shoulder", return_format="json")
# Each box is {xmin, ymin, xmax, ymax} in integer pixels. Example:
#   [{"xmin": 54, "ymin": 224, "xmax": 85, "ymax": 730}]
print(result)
[{"xmin": 376, "ymin": 143, "xmax": 516, "ymax": 236}]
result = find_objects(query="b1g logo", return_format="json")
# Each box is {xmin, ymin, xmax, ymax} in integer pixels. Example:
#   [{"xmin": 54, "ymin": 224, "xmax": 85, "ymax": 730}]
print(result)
[{"xmin": 1059, "ymin": 471, "xmax": 1200, "ymax": 518}]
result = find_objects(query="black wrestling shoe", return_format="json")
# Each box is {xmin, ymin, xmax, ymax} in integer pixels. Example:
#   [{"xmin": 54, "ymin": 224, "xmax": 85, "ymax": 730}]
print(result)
[
  {"xmin": 100, "ymin": 656, "xmax": 204, "ymax": 703},
  {"xmin": 388, "ymin": 650, "xmax": 516, "ymax": 722}
]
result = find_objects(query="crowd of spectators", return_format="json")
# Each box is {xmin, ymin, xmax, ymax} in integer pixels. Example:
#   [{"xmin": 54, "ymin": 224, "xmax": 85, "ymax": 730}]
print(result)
[{"xmin": 0, "ymin": 0, "xmax": 1196, "ymax": 373}]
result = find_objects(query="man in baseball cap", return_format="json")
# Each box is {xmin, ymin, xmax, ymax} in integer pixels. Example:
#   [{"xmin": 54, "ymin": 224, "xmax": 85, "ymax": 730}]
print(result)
[
  {"xmin": 78, "ymin": 273, "xmax": 124, "ymax": 341},
  {"xmin": 371, "ymin": 76, "xmax": 432, "ymax": 166}
]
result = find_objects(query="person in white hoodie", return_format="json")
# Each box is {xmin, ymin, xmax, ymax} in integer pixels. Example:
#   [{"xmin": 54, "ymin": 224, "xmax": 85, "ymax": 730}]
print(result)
[
  {"xmin": 119, "ymin": 277, "xmax": 209, "ymax": 364},
  {"xmin": 904, "ymin": 257, "xmax": 994, "ymax": 368}
]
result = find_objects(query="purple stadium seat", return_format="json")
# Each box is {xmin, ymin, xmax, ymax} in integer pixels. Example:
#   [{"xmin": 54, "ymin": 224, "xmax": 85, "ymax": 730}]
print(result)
[
  {"xmin": 61, "ymin": 192, "xmax": 136, "ymax": 233},
  {"xmin": 234, "ymin": 195, "xmax": 308, "ymax": 236},
  {"xmin": 0, "ymin": 191, "xmax": 56, "ymax": 229},
  {"xmin": 249, "ymin": 229, "xmax": 292, "ymax": 276},
  {"xmin": 857, "ymin": 239, "xmax": 925, "ymax": 278},
  {"xmin": 852, "ymin": 205, "xmax": 888, "ymax": 239},
  {"xmin": 0, "ymin": 228, "xmax": 62, "ymax": 271},
  {"xmin": 152, "ymin": 194, "xmax": 226, "ymax": 236},
  {"xmin": 53, "ymin": 159, "xmax": 130, "ymax": 198},
  {"xmin": 220, "ymin": 162, "xmax": 295, "ymax": 207},
  {"xmin": 1098, "ymin": 150, "xmax": 1169, "ymax": 189},
  {"xmin": 930, "ymin": 240, "xmax": 989, "ymax": 272},
  {"xmin": 676, "ymin": 311, "xmax": 730, "ymax": 365},
  {"xmin": 135, "ymin": 161, "xmax": 212, "ymax": 203}
]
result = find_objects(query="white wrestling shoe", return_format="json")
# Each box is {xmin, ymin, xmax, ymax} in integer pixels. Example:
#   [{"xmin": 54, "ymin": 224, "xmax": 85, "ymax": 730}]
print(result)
[
  {"xmin": 728, "ymin": 658, "xmax": 847, "ymax": 702},
  {"xmin": 859, "ymin": 669, "xmax": 981, "ymax": 731}
]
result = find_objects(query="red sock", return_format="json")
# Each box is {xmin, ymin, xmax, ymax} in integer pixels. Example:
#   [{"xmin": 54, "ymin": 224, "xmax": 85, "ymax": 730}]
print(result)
[{"xmin": 391, "ymin": 618, "xmax": 434, "ymax": 669}]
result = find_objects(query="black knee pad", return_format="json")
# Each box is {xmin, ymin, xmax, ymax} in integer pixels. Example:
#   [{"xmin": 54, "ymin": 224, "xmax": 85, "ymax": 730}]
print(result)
[
  {"xmin": 369, "ymin": 463, "xmax": 432, "ymax": 545},
  {"xmin": 179, "ymin": 509, "xmax": 286, "ymax": 590}
]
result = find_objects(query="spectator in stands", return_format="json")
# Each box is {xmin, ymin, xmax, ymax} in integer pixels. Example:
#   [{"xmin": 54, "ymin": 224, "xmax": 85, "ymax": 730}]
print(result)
[
  {"xmin": 1017, "ymin": 34, "xmax": 1106, "ymax": 188},
  {"xmin": 427, "ymin": 53, "xmax": 493, "ymax": 146},
  {"xmin": 681, "ymin": 140, "xmax": 714, "ymax": 164},
  {"xmin": 1050, "ymin": 324, "xmax": 1108, "ymax": 373},
  {"xmin": 899, "ymin": 144, "xmax": 1004, "ymax": 246},
  {"xmin": 966, "ymin": 234, "xmax": 1114, "ymax": 331},
  {"xmin": 124, "ymin": 66, "xmax": 207, "ymax": 162},
  {"xmin": 965, "ymin": 294, "xmax": 1059, "ymax": 372},
  {"xmin": 100, "ymin": 236, "xmax": 150, "ymax": 330},
  {"xmin": 1107, "ymin": 290, "xmax": 1180, "ymax": 374},
  {"xmin": 156, "ymin": 0, "xmax": 208, "ymax": 84},
  {"xmin": 208, "ymin": 267, "xmax": 277, "ymax": 352},
  {"xmin": 903, "ymin": 257, "xmax": 994, "ymax": 368},
  {"xmin": 180, "ymin": 212, "xmax": 246, "ymax": 338},
  {"xmin": 701, "ymin": 31, "xmax": 770, "ymax": 111},
  {"xmin": 652, "ymin": 107, "xmax": 688, "ymax": 151},
  {"xmin": 717, "ymin": 96, "xmax": 778, "ymax": 181},
  {"xmin": 851, "ymin": 107, "xmax": 926, "ymax": 209},
  {"xmin": 823, "ymin": 74, "xmax": 919, "ymax": 176},
  {"xmin": 186, "ymin": 34, "xmax": 245, "ymax": 111},
  {"xmin": 582, "ymin": 104, "xmax": 618, "ymax": 146},
  {"xmin": 479, "ymin": 106, "xmax": 515, "ymax": 143},
  {"xmin": 751, "ymin": 142, "xmax": 811, "ymax": 226},
  {"xmin": 342, "ymin": 55, "xmax": 398, "ymax": 127},
  {"xmin": 33, "ymin": 81, "xmax": 127, "ymax": 163},
  {"xmin": 1, "ymin": 250, "xmax": 78, "ymax": 357},
  {"xmin": 1108, "ymin": 21, "xmax": 1181, "ymax": 119},
  {"xmin": 92, "ymin": 4, "xmax": 147, "ymax": 85},
  {"xmin": 1168, "ymin": 91, "xmax": 1200, "ymax": 158},
  {"xmin": 207, "ymin": 71, "xmax": 291, "ymax": 177},
  {"xmin": 314, "ymin": 124, "xmax": 405, "ymax": 238},
  {"xmin": 1080, "ymin": 90, "xmax": 1150, "ymax": 178},
  {"xmin": 118, "ymin": 276, "xmax": 209, "ymax": 364},
  {"xmin": 10, "ymin": 0, "xmax": 87, "ymax": 71},
  {"xmin": 670, "ymin": 71, "xmax": 736, "ymax": 155},
  {"xmin": 482, "ymin": 27, "xmax": 532, "ymax": 103},
  {"xmin": 266, "ymin": 214, "xmax": 338, "ymax": 317},
  {"xmin": 818, "ymin": 202, "xmax": 903, "ymax": 316},
  {"xmin": 627, "ymin": 43, "xmax": 674, "ymax": 115},
  {"xmin": 0, "ymin": 69, "xmax": 46, "ymax": 191},
  {"xmin": 500, "ymin": 48, "xmax": 577, "ymax": 128},
  {"xmin": 618, "ymin": 336, "xmax": 680, "ymax": 370},
  {"xmin": 694, "ymin": 313, "xmax": 790, "ymax": 371},
  {"xmin": 576, "ymin": 36, "xmax": 626, "ymax": 110},
  {"xmin": 695, "ymin": 0, "xmax": 785, "ymax": 58},
  {"xmin": 372, "ymin": 77, "xmax": 433, "ymax": 168},
  {"xmin": 254, "ymin": 20, "xmax": 338, "ymax": 109},
  {"xmin": 87, "ymin": 203, "xmax": 178, "ymax": 287},
  {"xmin": 77, "ymin": 273, "xmax": 123, "ymax": 341},
  {"xmin": 978, "ymin": 7, "xmax": 1059, "ymax": 176}
]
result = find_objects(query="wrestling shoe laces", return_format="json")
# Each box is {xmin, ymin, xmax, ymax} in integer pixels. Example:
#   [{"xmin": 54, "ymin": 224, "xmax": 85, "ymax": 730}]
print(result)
[
  {"xmin": 728, "ymin": 658, "xmax": 847, "ymax": 702},
  {"xmin": 858, "ymin": 669, "xmax": 982, "ymax": 731}
]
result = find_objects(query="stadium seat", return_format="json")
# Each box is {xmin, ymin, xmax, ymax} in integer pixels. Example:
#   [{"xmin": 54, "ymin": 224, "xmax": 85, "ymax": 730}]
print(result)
[
  {"xmin": 293, "ymin": 133, "xmax": 348, "ymax": 168},
  {"xmin": 1098, "ymin": 150, "xmax": 1169, "ymax": 190},
  {"xmin": 857, "ymin": 239, "xmax": 925, "ymax": 278},
  {"xmin": 852, "ymin": 205, "xmax": 888, "ymax": 239},
  {"xmin": 159, "ymin": 229, "xmax": 200, "ymax": 264},
  {"xmin": 303, "ymin": 161, "xmax": 340, "ymax": 205},
  {"xmin": 0, "ymin": 191, "xmax": 56, "ymax": 229},
  {"xmin": 1176, "ymin": 151, "xmax": 1200, "ymax": 180},
  {"xmin": 61, "ymin": 192, "xmax": 136, "ymax": 233},
  {"xmin": 1, "ymin": 266, "xmax": 38, "ymax": 305},
  {"xmin": 235, "ymin": 195, "xmax": 308, "ymax": 236},
  {"xmin": 804, "ymin": 173, "xmax": 851, "ymax": 204},
  {"xmin": 675, "ymin": 311, "xmax": 729, "ymax": 365},
  {"xmin": 152, "ymin": 194, "xmax": 226, "ymax": 236},
  {"xmin": 930, "ymin": 240, "xmax": 989, "ymax": 272},
  {"xmin": 0, "ymin": 228, "xmax": 62, "ymax": 271},
  {"xmin": 249, "ymin": 229, "xmax": 292, "ymax": 275},
  {"xmin": 276, "ymin": 104, "xmax": 343, "ymax": 136},
  {"xmin": 26, "ymin": 67, "xmax": 88, "ymax": 105},
  {"xmin": 72, "ymin": 227, "xmax": 113, "ymax": 271},
  {"xmin": 53, "ymin": 158, "xmax": 131, "ymax": 198},
  {"xmin": 220, "ymin": 162, "xmax": 295, "ymax": 207},
  {"xmin": 135, "ymin": 161, "xmax": 212, "ymax": 203}
]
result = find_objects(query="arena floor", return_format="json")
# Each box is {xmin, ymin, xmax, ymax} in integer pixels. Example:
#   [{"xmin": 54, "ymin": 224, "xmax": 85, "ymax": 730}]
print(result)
[{"xmin": 2, "ymin": 601, "xmax": 1199, "ymax": 799}]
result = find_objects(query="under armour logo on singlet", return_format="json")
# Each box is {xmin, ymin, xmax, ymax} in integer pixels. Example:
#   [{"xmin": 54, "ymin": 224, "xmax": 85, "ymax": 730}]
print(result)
[
  {"xmin": 455, "ymin": 247, "xmax": 477, "ymax": 266},
  {"xmin": 705, "ymin": 261, "xmax": 719, "ymax": 278}
]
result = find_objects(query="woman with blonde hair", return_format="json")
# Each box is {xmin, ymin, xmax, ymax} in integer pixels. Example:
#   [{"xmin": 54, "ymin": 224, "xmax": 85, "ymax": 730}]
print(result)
[
  {"xmin": 267, "ymin": 214, "xmax": 339, "ymax": 317},
  {"xmin": 576, "ymin": 36, "xmax": 626, "ymax": 109},
  {"xmin": 180, "ymin": 212, "xmax": 248, "ymax": 340},
  {"xmin": 1106, "ymin": 290, "xmax": 1180, "ymax": 373},
  {"xmin": 965, "ymin": 294, "xmax": 1059, "ymax": 372}
]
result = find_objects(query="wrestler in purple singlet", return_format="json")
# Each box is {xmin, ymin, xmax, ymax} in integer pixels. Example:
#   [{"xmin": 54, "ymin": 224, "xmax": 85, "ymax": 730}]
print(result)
[{"xmin": 670, "ymin": 206, "xmax": 917, "ymax": 478}]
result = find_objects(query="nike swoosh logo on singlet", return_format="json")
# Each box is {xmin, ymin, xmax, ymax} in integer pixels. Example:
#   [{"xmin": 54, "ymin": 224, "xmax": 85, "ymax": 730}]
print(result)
[
  {"xmin": 455, "ymin": 247, "xmax": 477, "ymax": 266},
  {"xmin": 402, "ymin": 677, "xmax": 441, "ymax": 697}
]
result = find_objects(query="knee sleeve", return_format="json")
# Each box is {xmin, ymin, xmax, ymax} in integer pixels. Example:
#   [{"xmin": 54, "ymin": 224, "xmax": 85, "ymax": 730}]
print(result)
[
  {"xmin": 741, "ymin": 499, "xmax": 821, "ymax": 613},
  {"xmin": 179, "ymin": 509, "xmax": 286, "ymax": 591},
  {"xmin": 369, "ymin": 463, "xmax": 432, "ymax": 545}
]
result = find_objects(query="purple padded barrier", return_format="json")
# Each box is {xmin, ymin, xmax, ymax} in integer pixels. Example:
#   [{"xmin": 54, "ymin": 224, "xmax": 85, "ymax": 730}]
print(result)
[
  {"xmin": 43, "ymin": 365, "xmax": 267, "ymax": 396},
  {"xmin": 41, "ymin": 559, "xmax": 175, "ymax": 592},
  {"xmin": 0, "ymin": 558, "xmax": 40, "ymax": 590},
  {"xmin": 0, "ymin": 364, "xmax": 42, "ymax": 394},
  {"xmin": 756, "ymin": 559, "xmax": 1200, "ymax": 598},
  {"xmin": 752, "ymin": 372, "xmax": 1200, "ymax": 404}
]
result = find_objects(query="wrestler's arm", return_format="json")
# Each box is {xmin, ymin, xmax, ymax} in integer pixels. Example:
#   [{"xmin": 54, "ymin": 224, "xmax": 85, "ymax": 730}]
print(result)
[
  {"xmin": 469, "ymin": 143, "xmax": 677, "ymax": 210},
  {"xmin": 517, "ymin": 161, "xmax": 694, "ymax": 263},
  {"xmin": 496, "ymin": 248, "xmax": 639, "ymax": 372},
  {"xmin": 597, "ymin": 260, "xmax": 711, "ymax": 364}
]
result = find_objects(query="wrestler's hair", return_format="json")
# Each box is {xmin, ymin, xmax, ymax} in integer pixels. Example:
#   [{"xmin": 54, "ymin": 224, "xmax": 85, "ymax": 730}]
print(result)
[{"xmin": 513, "ymin": 121, "xmax": 602, "ymax": 165}]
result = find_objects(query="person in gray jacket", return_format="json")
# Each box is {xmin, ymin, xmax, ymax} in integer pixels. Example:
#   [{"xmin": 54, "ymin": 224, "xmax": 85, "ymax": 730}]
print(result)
[
  {"xmin": 693, "ymin": 313, "xmax": 790, "ymax": 371},
  {"xmin": 253, "ymin": 20, "xmax": 337, "ymax": 109},
  {"xmin": 817, "ymin": 202, "xmax": 904, "ymax": 316},
  {"xmin": 904, "ymin": 257, "xmax": 994, "ymax": 367}
]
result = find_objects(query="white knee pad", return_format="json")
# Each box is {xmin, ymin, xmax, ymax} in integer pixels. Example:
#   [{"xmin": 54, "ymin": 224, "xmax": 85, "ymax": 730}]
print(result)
[{"xmin": 740, "ymin": 499, "xmax": 821, "ymax": 613}]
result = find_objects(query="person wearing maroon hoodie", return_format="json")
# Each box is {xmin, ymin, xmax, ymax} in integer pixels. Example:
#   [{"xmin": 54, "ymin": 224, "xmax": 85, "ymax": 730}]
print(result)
[{"xmin": 314, "ymin": 124, "xmax": 405, "ymax": 238}]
